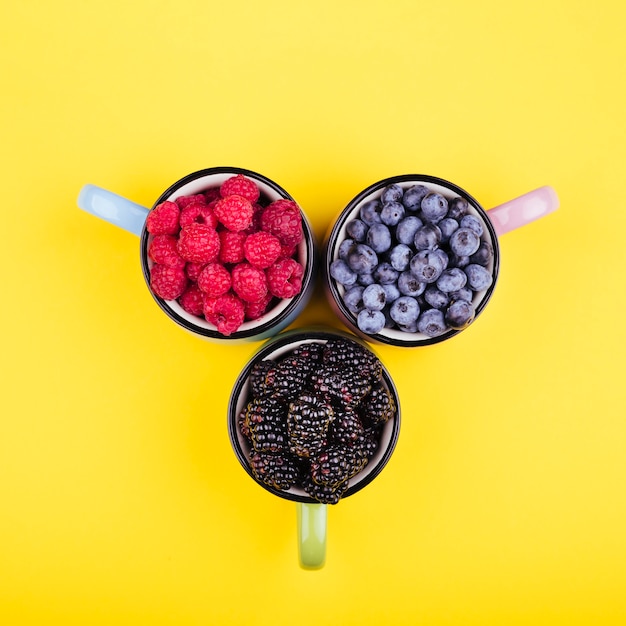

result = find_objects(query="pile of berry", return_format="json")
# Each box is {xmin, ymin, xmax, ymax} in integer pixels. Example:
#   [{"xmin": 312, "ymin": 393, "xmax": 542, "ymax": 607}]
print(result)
[
  {"xmin": 238, "ymin": 338, "xmax": 396, "ymax": 504},
  {"xmin": 329, "ymin": 183, "xmax": 495, "ymax": 338},
  {"xmin": 145, "ymin": 174, "xmax": 305, "ymax": 336}
]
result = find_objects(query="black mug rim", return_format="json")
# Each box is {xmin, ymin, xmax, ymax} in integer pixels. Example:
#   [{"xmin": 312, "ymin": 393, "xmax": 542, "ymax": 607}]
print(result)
[
  {"xmin": 227, "ymin": 328, "xmax": 402, "ymax": 504},
  {"xmin": 140, "ymin": 167, "xmax": 317, "ymax": 340},
  {"xmin": 324, "ymin": 174, "xmax": 501, "ymax": 347}
]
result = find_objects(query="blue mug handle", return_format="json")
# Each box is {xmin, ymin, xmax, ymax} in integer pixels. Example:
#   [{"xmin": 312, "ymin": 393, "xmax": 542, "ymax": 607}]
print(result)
[{"xmin": 77, "ymin": 184, "xmax": 150, "ymax": 237}]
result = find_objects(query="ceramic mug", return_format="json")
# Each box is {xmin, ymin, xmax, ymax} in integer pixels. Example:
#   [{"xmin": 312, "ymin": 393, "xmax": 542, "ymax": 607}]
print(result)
[
  {"xmin": 227, "ymin": 328, "xmax": 401, "ymax": 569},
  {"xmin": 323, "ymin": 175, "xmax": 559, "ymax": 346},
  {"xmin": 77, "ymin": 167, "xmax": 317, "ymax": 343}
]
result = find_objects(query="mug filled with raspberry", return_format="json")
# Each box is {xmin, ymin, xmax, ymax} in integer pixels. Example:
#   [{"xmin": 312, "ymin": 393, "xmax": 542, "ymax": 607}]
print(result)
[
  {"xmin": 78, "ymin": 167, "xmax": 317, "ymax": 341},
  {"xmin": 228, "ymin": 329, "xmax": 401, "ymax": 569}
]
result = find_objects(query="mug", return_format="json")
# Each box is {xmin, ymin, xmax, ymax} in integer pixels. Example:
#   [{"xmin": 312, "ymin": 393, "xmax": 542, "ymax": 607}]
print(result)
[
  {"xmin": 323, "ymin": 174, "xmax": 559, "ymax": 346},
  {"xmin": 227, "ymin": 328, "xmax": 401, "ymax": 569},
  {"xmin": 77, "ymin": 167, "xmax": 317, "ymax": 343}
]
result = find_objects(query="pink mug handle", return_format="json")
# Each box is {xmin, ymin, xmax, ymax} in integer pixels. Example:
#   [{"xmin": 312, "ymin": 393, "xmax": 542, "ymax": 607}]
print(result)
[{"xmin": 486, "ymin": 186, "xmax": 559, "ymax": 236}]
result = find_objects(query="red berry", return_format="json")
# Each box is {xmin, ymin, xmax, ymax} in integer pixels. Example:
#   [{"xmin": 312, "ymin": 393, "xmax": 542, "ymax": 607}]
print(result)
[
  {"xmin": 178, "ymin": 283, "xmax": 205, "ymax": 316},
  {"xmin": 150, "ymin": 264, "xmax": 188, "ymax": 300},
  {"xmin": 243, "ymin": 231, "xmax": 282, "ymax": 269},
  {"xmin": 232, "ymin": 262, "xmax": 269, "ymax": 303},
  {"xmin": 185, "ymin": 262, "xmax": 205, "ymax": 282},
  {"xmin": 175, "ymin": 193, "xmax": 207, "ymax": 210},
  {"xmin": 146, "ymin": 201, "xmax": 180, "ymax": 235},
  {"xmin": 148, "ymin": 235, "xmax": 186, "ymax": 268},
  {"xmin": 220, "ymin": 174, "xmax": 261, "ymax": 203},
  {"xmin": 177, "ymin": 223, "xmax": 220, "ymax": 264},
  {"xmin": 266, "ymin": 257, "xmax": 304, "ymax": 298},
  {"xmin": 197, "ymin": 262, "xmax": 232, "ymax": 298},
  {"xmin": 180, "ymin": 202, "xmax": 219, "ymax": 229},
  {"xmin": 203, "ymin": 187, "xmax": 221, "ymax": 203},
  {"xmin": 245, "ymin": 292, "xmax": 273, "ymax": 321},
  {"xmin": 219, "ymin": 230, "xmax": 247, "ymax": 264},
  {"xmin": 214, "ymin": 195, "xmax": 254, "ymax": 232},
  {"xmin": 203, "ymin": 293, "xmax": 245, "ymax": 336},
  {"xmin": 259, "ymin": 199, "xmax": 303, "ymax": 246}
]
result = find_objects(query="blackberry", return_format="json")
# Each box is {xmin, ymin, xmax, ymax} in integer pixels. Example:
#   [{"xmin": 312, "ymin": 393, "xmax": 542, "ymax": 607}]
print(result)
[
  {"xmin": 249, "ymin": 360, "xmax": 273, "ymax": 396},
  {"xmin": 301, "ymin": 472, "xmax": 349, "ymax": 505},
  {"xmin": 238, "ymin": 407, "xmax": 252, "ymax": 443},
  {"xmin": 310, "ymin": 444, "xmax": 366, "ymax": 489},
  {"xmin": 329, "ymin": 408, "xmax": 365, "ymax": 446},
  {"xmin": 322, "ymin": 338, "xmax": 382, "ymax": 382},
  {"xmin": 311, "ymin": 364, "xmax": 372, "ymax": 409},
  {"xmin": 360, "ymin": 381, "xmax": 396, "ymax": 427},
  {"xmin": 246, "ymin": 395, "xmax": 288, "ymax": 453},
  {"xmin": 263, "ymin": 356, "xmax": 311, "ymax": 399},
  {"xmin": 354, "ymin": 426, "xmax": 381, "ymax": 461},
  {"xmin": 249, "ymin": 451, "xmax": 299, "ymax": 491},
  {"xmin": 287, "ymin": 393, "xmax": 334, "ymax": 458},
  {"xmin": 288, "ymin": 341, "xmax": 325, "ymax": 368}
]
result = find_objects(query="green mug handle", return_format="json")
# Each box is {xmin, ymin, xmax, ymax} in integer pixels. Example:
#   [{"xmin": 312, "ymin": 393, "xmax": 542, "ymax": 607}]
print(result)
[{"xmin": 297, "ymin": 502, "xmax": 327, "ymax": 569}]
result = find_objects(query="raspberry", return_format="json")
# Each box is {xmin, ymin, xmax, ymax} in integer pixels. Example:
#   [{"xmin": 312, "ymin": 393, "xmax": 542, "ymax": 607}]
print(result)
[
  {"xmin": 203, "ymin": 293, "xmax": 245, "ymax": 336},
  {"xmin": 219, "ymin": 174, "xmax": 261, "ymax": 203},
  {"xmin": 197, "ymin": 262, "xmax": 232, "ymax": 297},
  {"xmin": 185, "ymin": 262, "xmax": 205, "ymax": 282},
  {"xmin": 146, "ymin": 201, "xmax": 180, "ymax": 235},
  {"xmin": 243, "ymin": 231, "xmax": 282, "ymax": 269},
  {"xmin": 178, "ymin": 283, "xmax": 205, "ymax": 316},
  {"xmin": 203, "ymin": 187, "xmax": 221, "ymax": 203},
  {"xmin": 175, "ymin": 193, "xmax": 207, "ymax": 210},
  {"xmin": 176, "ymin": 223, "xmax": 220, "ymax": 264},
  {"xmin": 232, "ymin": 262, "xmax": 268, "ymax": 303},
  {"xmin": 219, "ymin": 230, "xmax": 246, "ymax": 264},
  {"xmin": 245, "ymin": 292, "xmax": 273, "ymax": 320},
  {"xmin": 179, "ymin": 202, "xmax": 218, "ymax": 229},
  {"xmin": 214, "ymin": 195, "xmax": 254, "ymax": 232},
  {"xmin": 148, "ymin": 235, "xmax": 186, "ymax": 268},
  {"xmin": 150, "ymin": 264, "xmax": 188, "ymax": 300},
  {"xmin": 266, "ymin": 257, "xmax": 303, "ymax": 298},
  {"xmin": 260, "ymin": 199, "xmax": 303, "ymax": 246},
  {"xmin": 280, "ymin": 242, "xmax": 298, "ymax": 259}
]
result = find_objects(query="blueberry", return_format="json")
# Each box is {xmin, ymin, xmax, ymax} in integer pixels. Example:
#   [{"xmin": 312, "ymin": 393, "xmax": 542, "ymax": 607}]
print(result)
[
  {"xmin": 388, "ymin": 244, "xmax": 412, "ymax": 272},
  {"xmin": 409, "ymin": 250, "xmax": 445, "ymax": 283},
  {"xmin": 357, "ymin": 309, "xmax": 386, "ymax": 334},
  {"xmin": 421, "ymin": 192, "xmax": 449, "ymax": 223},
  {"xmin": 359, "ymin": 200, "xmax": 382, "ymax": 226},
  {"xmin": 358, "ymin": 272, "xmax": 376, "ymax": 286},
  {"xmin": 397, "ymin": 320, "xmax": 418, "ymax": 333},
  {"xmin": 464, "ymin": 264, "xmax": 493, "ymax": 291},
  {"xmin": 346, "ymin": 219, "xmax": 368, "ymax": 242},
  {"xmin": 450, "ymin": 286, "xmax": 473, "ymax": 302},
  {"xmin": 380, "ymin": 201, "xmax": 405, "ymax": 226},
  {"xmin": 447, "ymin": 196, "xmax": 469, "ymax": 220},
  {"xmin": 470, "ymin": 241, "xmax": 493, "ymax": 266},
  {"xmin": 449, "ymin": 252, "xmax": 470, "ymax": 268},
  {"xmin": 390, "ymin": 296, "xmax": 420, "ymax": 326},
  {"xmin": 347, "ymin": 244, "xmax": 378, "ymax": 274},
  {"xmin": 449, "ymin": 227, "xmax": 480, "ymax": 257},
  {"xmin": 338, "ymin": 238, "xmax": 356, "ymax": 260},
  {"xmin": 424, "ymin": 286, "xmax": 449, "ymax": 309},
  {"xmin": 436, "ymin": 267, "xmax": 467, "ymax": 293},
  {"xmin": 417, "ymin": 308, "xmax": 448, "ymax": 337},
  {"xmin": 330, "ymin": 259, "xmax": 357, "ymax": 286},
  {"xmin": 460, "ymin": 214, "xmax": 484, "ymax": 237},
  {"xmin": 438, "ymin": 217, "xmax": 460, "ymax": 243},
  {"xmin": 402, "ymin": 184, "xmax": 429, "ymax": 211},
  {"xmin": 398, "ymin": 271, "xmax": 426, "ymax": 297},
  {"xmin": 382, "ymin": 282, "xmax": 400, "ymax": 303},
  {"xmin": 373, "ymin": 262, "xmax": 399, "ymax": 285},
  {"xmin": 380, "ymin": 183, "xmax": 404, "ymax": 204},
  {"xmin": 395, "ymin": 215, "xmax": 423, "ymax": 245},
  {"xmin": 343, "ymin": 285, "xmax": 364, "ymax": 313},
  {"xmin": 414, "ymin": 224, "xmax": 442, "ymax": 251},
  {"xmin": 445, "ymin": 299, "xmax": 475, "ymax": 329},
  {"xmin": 362, "ymin": 284, "xmax": 387, "ymax": 311},
  {"xmin": 366, "ymin": 223, "xmax": 392, "ymax": 253},
  {"xmin": 433, "ymin": 248, "xmax": 450, "ymax": 272}
]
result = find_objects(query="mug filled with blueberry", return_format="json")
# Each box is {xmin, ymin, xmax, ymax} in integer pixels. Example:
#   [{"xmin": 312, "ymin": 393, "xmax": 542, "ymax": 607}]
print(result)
[
  {"xmin": 324, "ymin": 174, "xmax": 559, "ymax": 346},
  {"xmin": 228, "ymin": 329, "xmax": 401, "ymax": 569},
  {"xmin": 77, "ymin": 167, "xmax": 317, "ymax": 342}
]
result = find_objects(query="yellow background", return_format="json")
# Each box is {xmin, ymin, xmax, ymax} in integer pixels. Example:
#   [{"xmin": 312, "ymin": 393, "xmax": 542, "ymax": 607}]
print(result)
[{"xmin": 1, "ymin": 1, "xmax": 625, "ymax": 624}]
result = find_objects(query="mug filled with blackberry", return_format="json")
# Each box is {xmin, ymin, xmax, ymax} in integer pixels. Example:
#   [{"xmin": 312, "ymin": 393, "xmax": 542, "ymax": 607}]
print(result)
[
  {"xmin": 324, "ymin": 174, "xmax": 559, "ymax": 346},
  {"xmin": 228, "ymin": 329, "xmax": 401, "ymax": 569},
  {"xmin": 77, "ymin": 167, "xmax": 317, "ymax": 342}
]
